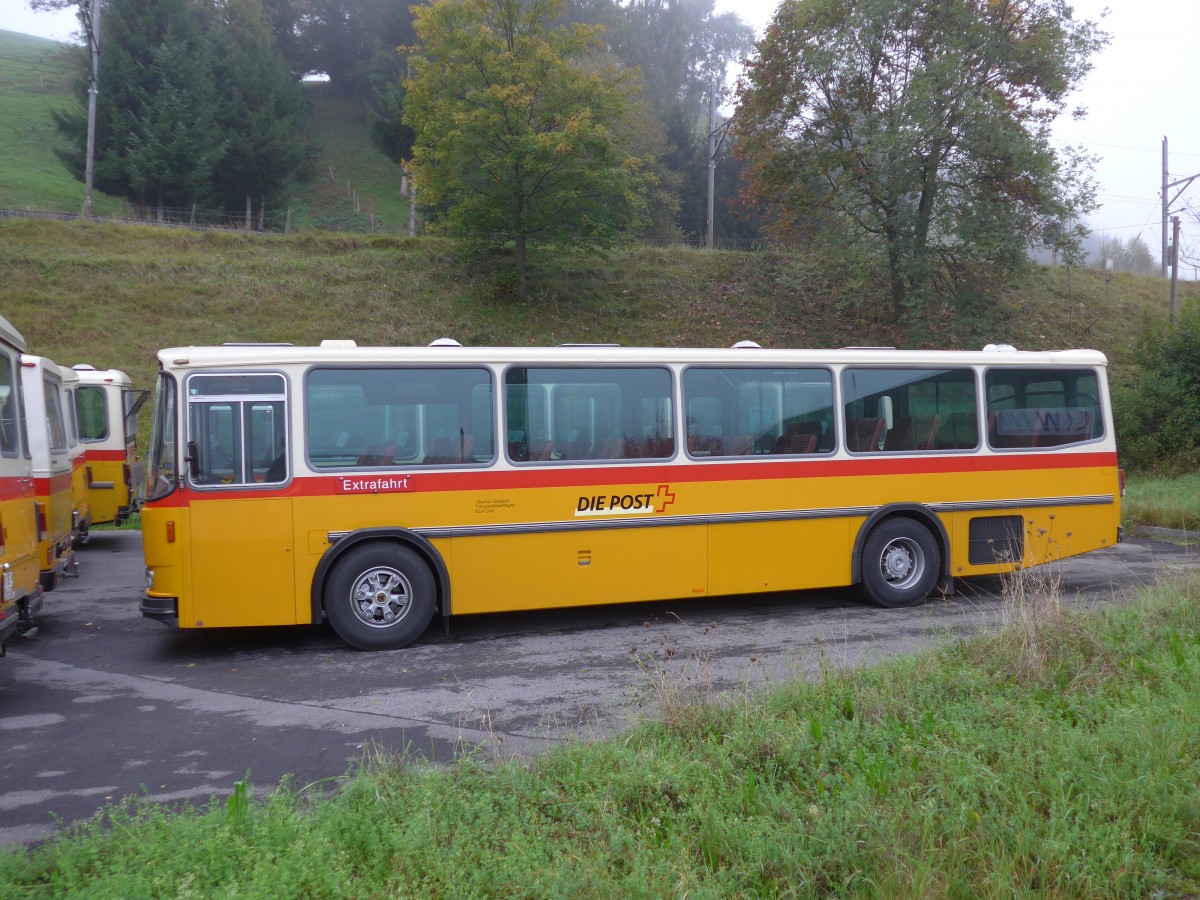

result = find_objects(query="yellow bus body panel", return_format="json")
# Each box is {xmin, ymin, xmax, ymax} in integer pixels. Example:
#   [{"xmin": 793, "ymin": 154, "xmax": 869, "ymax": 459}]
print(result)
[
  {"xmin": 0, "ymin": 492, "xmax": 40, "ymax": 607},
  {"xmin": 85, "ymin": 458, "xmax": 130, "ymax": 526},
  {"xmin": 186, "ymin": 498, "xmax": 294, "ymax": 627},
  {"xmin": 71, "ymin": 455, "xmax": 90, "ymax": 528}
]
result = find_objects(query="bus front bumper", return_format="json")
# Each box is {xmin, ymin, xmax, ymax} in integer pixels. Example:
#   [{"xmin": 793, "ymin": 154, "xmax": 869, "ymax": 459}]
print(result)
[{"xmin": 140, "ymin": 594, "xmax": 178, "ymax": 625}]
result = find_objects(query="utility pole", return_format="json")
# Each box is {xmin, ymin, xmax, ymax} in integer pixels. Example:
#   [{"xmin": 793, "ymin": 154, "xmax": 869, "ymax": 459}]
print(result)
[
  {"xmin": 1161, "ymin": 135, "xmax": 1200, "ymax": 280},
  {"xmin": 1162, "ymin": 136, "xmax": 1168, "ymax": 277},
  {"xmin": 1170, "ymin": 216, "xmax": 1181, "ymax": 328},
  {"xmin": 82, "ymin": 0, "xmax": 102, "ymax": 218},
  {"xmin": 706, "ymin": 71, "xmax": 717, "ymax": 251}
]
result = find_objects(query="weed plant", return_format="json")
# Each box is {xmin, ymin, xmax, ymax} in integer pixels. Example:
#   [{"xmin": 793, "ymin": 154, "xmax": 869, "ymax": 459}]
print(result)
[{"xmin": 4, "ymin": 575, "xmax": 1199, "ymax": 896}]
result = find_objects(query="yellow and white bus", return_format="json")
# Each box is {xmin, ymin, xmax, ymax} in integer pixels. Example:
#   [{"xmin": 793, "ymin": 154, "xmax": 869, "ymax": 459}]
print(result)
[
  {"xmin": 140, "ymin": 341, "xmax": 1122, "ymax": 650},
  {"xmin": 0, "ymin": 317, "xmax": 41, "ymax": 652},
  {"xmin": 21, "ymin": 355, "xmax": 78, "ymax": 591},
  {"xmin": 72, "ymin": 365, "xmax": 148, "ymax": 536},
  {"xmin": 60, "ymin": 366, "xmax": 91, "ymax": 544}
]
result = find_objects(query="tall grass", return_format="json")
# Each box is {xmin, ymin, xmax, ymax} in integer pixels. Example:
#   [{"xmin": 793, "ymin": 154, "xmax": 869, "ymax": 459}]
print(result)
[
  {"xmin": 4, "ymin": 574, "xmax": 1199, "ymax": 896},
  {"xmin": 1124, "ymin": 472, "xmax": 1200, "ymax": 534}
]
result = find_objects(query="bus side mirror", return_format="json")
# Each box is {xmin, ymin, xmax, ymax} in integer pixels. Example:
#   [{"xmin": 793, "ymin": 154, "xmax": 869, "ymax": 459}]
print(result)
[{"xmin": 186, "ymin": 440, "xmax": 200, "ymax": 479}]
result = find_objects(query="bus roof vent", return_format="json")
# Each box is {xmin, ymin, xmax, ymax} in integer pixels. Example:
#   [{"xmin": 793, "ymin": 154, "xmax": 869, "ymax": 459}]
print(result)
[
  {"xmin": 72, "ymin": 363, "xmax": 97, "ymax": 371},
  {"xmin": 429, "ymin": 337, "xmax": 463, "ymax": 347},
  {"xmin": 320, "ymin": 339, "xmax": 357, "ymax": 348},
  {"xmin": 731, "ymin": 340, "xmax": 762, "ymax": 349},
  {"xmin": 983, "ymin": 343, "xmax": 1018, "ymax": 353}
]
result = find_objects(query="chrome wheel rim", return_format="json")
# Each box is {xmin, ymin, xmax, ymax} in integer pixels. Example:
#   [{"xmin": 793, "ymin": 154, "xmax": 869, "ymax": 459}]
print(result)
[
  {"xmin": 349, "ymin": 566, "xmax": 412, "ymax": 629},
  {"xmin": 879, "ymin": 537, "xmax": 925, "ymax": 592}
]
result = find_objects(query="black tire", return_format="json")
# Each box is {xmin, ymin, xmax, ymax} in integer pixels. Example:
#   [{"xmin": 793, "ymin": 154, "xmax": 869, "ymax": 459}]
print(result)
[
  {"xmin": 324, "ymin": 543, "xmax": 437, "ymax": 650},
  {"xmin": 858, "ymin": 518, "xmax": 940, "ymax": 608}
]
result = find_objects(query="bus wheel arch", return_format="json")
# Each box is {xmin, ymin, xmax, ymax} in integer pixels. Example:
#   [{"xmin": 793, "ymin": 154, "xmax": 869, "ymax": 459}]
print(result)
[
  {"xmin": 312, "ymin": 528, "xmax": 449, "ymax": 650},
  {"xmin": 852, "ymin": 506, "xmax": 949, "ymax": 608}
]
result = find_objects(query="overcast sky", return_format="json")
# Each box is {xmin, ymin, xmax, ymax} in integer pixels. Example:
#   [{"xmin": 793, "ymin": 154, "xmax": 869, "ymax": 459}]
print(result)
[{"xmin": 6, "ymin": 0, "xmax": 1199, "ymax": 267}]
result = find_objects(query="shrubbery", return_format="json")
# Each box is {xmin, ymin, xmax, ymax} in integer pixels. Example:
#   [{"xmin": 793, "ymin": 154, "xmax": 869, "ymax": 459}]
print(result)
[{"xmin": 1114, "ymin": 310, "xmax": 1200, "ymax": 473}]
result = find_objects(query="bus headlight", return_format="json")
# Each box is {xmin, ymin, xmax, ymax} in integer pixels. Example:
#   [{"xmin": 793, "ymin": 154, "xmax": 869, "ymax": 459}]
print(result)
[{"xmin": 145, "ymin": 567, "xmax": 155, "ymax": 590}]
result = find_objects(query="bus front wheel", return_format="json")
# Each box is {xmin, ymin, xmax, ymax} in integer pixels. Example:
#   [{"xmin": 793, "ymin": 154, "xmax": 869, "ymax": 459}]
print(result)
[
  {"xmin": 859, "ymin": 519, "xmax": 939, "ymax": 608},
  {"xmin": 325, "ymin": 544, "xmax": 436, "ymax": 650}
]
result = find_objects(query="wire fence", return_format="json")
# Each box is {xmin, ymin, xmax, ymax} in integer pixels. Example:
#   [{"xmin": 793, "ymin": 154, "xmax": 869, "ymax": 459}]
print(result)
[{"xmin": 0, "ymin": 201, "xmax": 775, "ymax": 251}]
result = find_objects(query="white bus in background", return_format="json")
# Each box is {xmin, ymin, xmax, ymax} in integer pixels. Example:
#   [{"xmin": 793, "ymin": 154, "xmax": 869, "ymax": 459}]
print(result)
[
  {"xmin": 60, "ymin": 366, "xmax": 91, "ymax": 543},
  {"xmin": 0, "ymin": 317, "xmax": 40, "ymax": 652},
  {"xmin": 72, "ymin": 366, "xmax": 149, "ymax": 532},
  {"xmin": 21, "ymin": 355, "xmax": 77, "ymax": 590}
]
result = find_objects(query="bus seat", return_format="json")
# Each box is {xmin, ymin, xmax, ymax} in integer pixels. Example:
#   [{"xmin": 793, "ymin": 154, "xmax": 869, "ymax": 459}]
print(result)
[
  {"xmin": 594, "ymin": 437, "xmax": 625, "ymax": 459},
  {"xmin": 725, "ymin": 435, "xmax": 753, "ymax": 456},
  {"xmin": 884, "ymin": 414, "xmax": 941, "ymax": 451},
  {"xmin": 770, "ymin": 432, "xmax": 817, "ymax": 454},
  {"xmin": 529, "ymin": 440, "xmax": 555, "ymax": 461},
  {"xmin": 847, "ymin": 417, "xmax": 886, "ymax": 452},
  {"xmin": 356, "ymin": 443, "xmax": 398, "ymax": 466}
]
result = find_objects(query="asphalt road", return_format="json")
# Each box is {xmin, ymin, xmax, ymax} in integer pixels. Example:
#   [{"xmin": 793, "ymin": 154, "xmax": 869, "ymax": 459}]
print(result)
[{"xmin": 1, "ymin": 529, "xmax": 1196, "ymax": 847}]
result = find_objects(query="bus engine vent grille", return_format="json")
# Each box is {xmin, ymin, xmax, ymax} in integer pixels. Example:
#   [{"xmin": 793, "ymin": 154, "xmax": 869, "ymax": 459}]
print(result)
[{"xmin": 968, "ymin": 515, "xmax": 1025, "ymax": 565}]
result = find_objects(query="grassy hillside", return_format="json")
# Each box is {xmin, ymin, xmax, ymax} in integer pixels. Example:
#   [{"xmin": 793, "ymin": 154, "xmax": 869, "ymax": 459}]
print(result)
[
  {"xmin": 0, "ymin": 30, "xmax": 406, "ymax": 232},
  {"xmin": 283, "ymin": 85, "xmax": 412, "ymax": 234},
  {"xmin": 0, "ymin": 30, "xmax": 126, "ymax": 216},
  {"xmin": 2, "ymin": 217, "xmax": 1197, "ymax": 404}
]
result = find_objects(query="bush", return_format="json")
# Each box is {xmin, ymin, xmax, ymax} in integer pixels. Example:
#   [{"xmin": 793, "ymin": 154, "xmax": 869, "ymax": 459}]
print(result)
[{"xmin": 1114, "ymin": 310, "xmax": 1200, "ymax": 473}]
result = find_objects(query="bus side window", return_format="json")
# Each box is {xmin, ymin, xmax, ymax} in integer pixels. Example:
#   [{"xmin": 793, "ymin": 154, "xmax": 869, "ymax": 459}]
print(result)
[
  {"xmin": 985, "ymin": 368, "xmax": 1102, "ymax": 450},
  {"xmin": 0, "ymin": 354, "xmax": 16, "ymax": 456}
]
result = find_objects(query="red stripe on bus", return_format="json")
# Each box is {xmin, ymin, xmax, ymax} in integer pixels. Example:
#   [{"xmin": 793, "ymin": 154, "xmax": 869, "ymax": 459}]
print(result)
[
  {"xmin": 0, "ymin": 479, "xmax": 35, "ymax": 502},
  {"xmin": 34, "ymin": 474, "xmax": 73, "ymax": 494},
  {"xmin": 86, "ymin": 450, "xmax": 128, "ymax": 461},
  {"xmin": 159, "ymin": 450, "xmax": 1119, "ymax": 504}
]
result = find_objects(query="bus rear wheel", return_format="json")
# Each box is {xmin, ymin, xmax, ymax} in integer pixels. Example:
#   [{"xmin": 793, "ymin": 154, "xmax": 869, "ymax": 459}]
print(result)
[
  {"xmin": 859, "ymin": 518, "xmax": 939, "ymax": 608},
  {"xmin": 325, "ymin": 544, "xmax": 436, "ymax": 650}
]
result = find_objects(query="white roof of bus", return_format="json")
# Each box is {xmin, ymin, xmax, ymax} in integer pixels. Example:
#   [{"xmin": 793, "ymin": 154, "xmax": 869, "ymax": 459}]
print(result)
[
  {"xmin": 156, "ymin": 342, "xmax": 1109, "ymax": 370},
  {"xmin": 0, "ymin": 315, "xmax": 26, "ymax": 352},
  {"xmin": 20, "ymin": 354, "xmax": 66, "ymax": 378},
  {"xmin": 72, "ymin": 366, "xmax": 134, "ymax": 386}
]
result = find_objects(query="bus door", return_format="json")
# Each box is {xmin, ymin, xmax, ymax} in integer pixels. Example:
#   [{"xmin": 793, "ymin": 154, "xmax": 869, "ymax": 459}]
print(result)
[
  {"xmin": 184, "ymin": 373, "xmax": 293, "ymax": 628},
  {"xmin": 123, "ymin": 385, "xmax": 149, "ymax": 509}
]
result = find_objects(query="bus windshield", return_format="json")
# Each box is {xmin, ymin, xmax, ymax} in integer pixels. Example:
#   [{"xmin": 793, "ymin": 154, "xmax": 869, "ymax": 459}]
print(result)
[{"xmin": 145, "ymin": 372, "xmax": 177, "ymax": 501}]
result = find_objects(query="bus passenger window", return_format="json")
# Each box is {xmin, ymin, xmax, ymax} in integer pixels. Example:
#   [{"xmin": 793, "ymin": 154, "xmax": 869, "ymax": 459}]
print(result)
[
  {"xmin": 842, "ymin": 368, "xmax": 977, "ymax": 453},
  {"xmin": 985, "ymin": 368, "xmax": 1102, "ymax": 450},
  {"xmin": 306, "ymin": 367, "xmax": 494, "ymax": 469},
  {"xmin": 505, "ymin": 367, "xmax": 673, "ymax": 463},
  {"xmin": 683, "ymin": 367, "xmax": 834, "ymax": 458}
]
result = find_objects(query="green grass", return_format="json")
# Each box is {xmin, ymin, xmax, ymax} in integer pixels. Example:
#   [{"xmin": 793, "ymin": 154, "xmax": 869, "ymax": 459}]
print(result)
[
  {"xmin": 0, "ymin": 30, "xmax": 127, "ymax": 216},
  {"xmin": 1124, "ymin": 472, "xmax": 1200, "ymax": 534},
  {"xmin": 281, "ymin": 85, "xmax": 413, "ymax": 234},
  {"xmin": 3, "ymin": 574, "xmax": 1198, "ymax": 896},
  {"xmin": 0, "ymin": 31, "xmax": 407, "ymax": 231}
]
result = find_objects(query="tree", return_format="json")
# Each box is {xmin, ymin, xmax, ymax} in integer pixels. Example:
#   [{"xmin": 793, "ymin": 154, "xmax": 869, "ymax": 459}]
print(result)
[
  {"xmin": 734, "ymin": 0, "xmax": 1107, "ymax": 323},
  {"xmin": 52, "ymin": 0, "xmax": 225, "ymax": 212},
  {"xmin": 1098, "ymin": 235, "xmax": 1156, "ymax": 276},
  {"xmin": 124, "ymin": 33, "xmax": 226, "ymax": 215},
  {"xmin": 51, "ymin": 0, "xmax": 306, "ymax": 219},
  {"xmin": 404, "ymin": 0, "xmax": 658, "ymax": 298},
  {"xmin": 575, "ymin": 0, "xmax": 757, "ymax": 241},
  {"xmin": 208, "ymin": 0, "xmax": 309, "ymax": 211}
]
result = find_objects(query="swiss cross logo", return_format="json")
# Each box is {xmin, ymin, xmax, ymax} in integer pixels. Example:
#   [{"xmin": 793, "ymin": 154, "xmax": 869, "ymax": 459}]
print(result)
[{"xmin": 655, "ymin": 484, "xmax": 676, "ymax": 512}]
